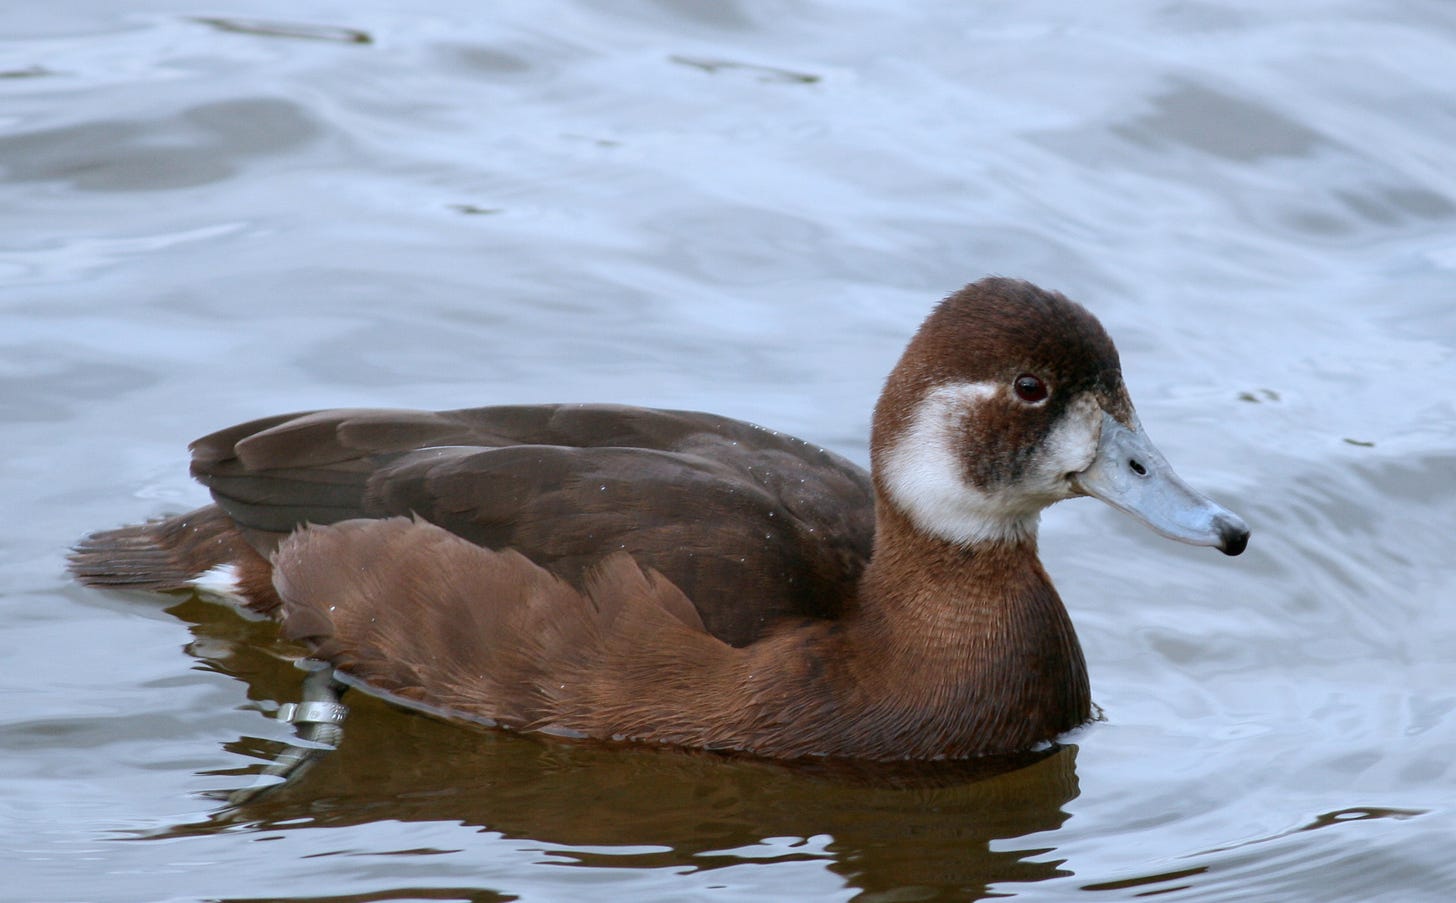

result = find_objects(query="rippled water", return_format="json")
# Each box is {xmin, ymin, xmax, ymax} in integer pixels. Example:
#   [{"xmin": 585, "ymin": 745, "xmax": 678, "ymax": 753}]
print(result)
[{"xmin": 5, "ymin": 1, "xmax": 1455, "ymax": 900}]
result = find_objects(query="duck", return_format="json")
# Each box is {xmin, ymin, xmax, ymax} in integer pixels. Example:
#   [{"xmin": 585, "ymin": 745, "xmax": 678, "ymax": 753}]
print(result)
[{"xmin": 70, "ymin": 277, "xmax": 1249, "ymax": 762}]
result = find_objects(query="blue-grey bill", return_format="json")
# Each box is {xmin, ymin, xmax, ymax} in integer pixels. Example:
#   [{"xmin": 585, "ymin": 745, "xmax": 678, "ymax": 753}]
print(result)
[{"xmin": 1071, "ymin": 413, "xmax": 1250, "ymax": 556}]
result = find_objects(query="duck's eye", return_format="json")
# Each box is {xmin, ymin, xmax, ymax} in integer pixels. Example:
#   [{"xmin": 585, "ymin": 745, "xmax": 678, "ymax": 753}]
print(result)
[{"xmin": 1013, "ymin": 374, "xmax": 1049, "ymax": 404}]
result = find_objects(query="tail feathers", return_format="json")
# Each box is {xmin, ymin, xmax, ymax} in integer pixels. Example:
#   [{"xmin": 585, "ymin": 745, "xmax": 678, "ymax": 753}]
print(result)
[{"xmin": 69, "ymin": 505, "xmax": 272, "ymax": 605}]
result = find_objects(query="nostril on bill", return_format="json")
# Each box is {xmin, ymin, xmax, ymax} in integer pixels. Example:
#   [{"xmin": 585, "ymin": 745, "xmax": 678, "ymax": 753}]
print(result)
[{"xmin": 1129, "ymin": 458, "xmax": 1147, "ymax": 476}]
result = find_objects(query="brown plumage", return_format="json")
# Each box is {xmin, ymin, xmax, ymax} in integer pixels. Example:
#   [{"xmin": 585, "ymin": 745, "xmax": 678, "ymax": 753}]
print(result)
[
  {"xmin": 70, "ymin": 277, "xmax": 1249, "ymax": 761},
  {"xmin": 77, "ymin": 404, "xmax": 875, "ymax": 644}
]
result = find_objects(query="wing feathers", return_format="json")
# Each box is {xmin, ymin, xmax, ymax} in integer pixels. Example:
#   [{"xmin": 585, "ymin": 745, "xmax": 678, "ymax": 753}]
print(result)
[{"xmin": 188, "ymin": 405, "xmax": 874, "ymax": 646}]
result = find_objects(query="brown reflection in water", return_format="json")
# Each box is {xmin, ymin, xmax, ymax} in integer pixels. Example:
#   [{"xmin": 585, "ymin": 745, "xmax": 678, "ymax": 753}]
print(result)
[{"xmin": 144, "ymin": 594, "xmax": 1083, "ymax": 900}]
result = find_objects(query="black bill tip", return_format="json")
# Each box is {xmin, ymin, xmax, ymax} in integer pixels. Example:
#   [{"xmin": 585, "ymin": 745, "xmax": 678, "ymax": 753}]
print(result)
[{"xmin": 1216, "ymin": 515, "xmax": 1250, "ymax": 556}]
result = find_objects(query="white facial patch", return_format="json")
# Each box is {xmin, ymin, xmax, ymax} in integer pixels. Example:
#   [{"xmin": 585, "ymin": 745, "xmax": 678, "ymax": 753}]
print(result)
[
  {"xmin": 879, "ymin": 383, "xmax": 1104, "ymax": 547},
  {"xmin": 1028, "ymin": 392, "xmax": 1103, "ymax": 497}
]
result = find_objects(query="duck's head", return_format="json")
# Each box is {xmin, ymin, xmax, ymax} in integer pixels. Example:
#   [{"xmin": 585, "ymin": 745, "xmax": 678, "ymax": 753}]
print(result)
[{"xmin": 871, "ymin": 278, "xmax": 1249, "ymax": 555}]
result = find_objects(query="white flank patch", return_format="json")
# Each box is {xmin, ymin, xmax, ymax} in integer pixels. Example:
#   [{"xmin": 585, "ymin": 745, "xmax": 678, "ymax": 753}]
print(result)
[
  {"xmin": 880, "ymin": 382, "xmax": 1104, "ymax": 547},
  {"xmin": 191, "ymin": 563, "xmax": 244, "ymax": 600},
  {"xmin": 191, "ymin": 563, "xmax": 269, "ymax": 618}
]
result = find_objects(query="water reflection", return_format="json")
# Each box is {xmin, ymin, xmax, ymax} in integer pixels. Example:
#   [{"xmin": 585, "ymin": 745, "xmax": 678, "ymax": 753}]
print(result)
[{"xmin": 141, "ymin": 594, "xmax": 1083, "ymax": 900}]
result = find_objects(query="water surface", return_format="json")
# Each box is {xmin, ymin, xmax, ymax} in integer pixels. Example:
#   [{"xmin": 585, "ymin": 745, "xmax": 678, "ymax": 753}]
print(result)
[{"xmin": 4, "ymin": 1, "xmax": 1455, "ymax": 900}]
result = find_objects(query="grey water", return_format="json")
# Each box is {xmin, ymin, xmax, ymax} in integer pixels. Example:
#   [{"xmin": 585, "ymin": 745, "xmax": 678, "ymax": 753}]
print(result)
[{"xmin": 4, "ymin": 1, "xmax": 1455, "ymax": 900}]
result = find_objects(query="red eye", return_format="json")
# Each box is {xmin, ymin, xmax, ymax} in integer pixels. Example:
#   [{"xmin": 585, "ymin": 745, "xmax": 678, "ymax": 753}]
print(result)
[{"xmin": 1014, "ymin": 374, "xmax": 1049, "ymax": 403}]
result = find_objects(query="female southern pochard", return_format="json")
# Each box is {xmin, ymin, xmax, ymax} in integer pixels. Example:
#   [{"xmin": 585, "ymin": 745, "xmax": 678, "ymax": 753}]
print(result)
[{"xmin": 72, "ymin": 277, "xmax": 1248, "ymax": 761}]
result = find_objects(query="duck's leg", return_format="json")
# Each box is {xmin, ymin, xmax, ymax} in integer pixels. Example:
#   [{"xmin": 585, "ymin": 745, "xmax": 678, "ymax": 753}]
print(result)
[{"xmin": 224, "ymin": 660, "xmax": 349, "ymax": 807}]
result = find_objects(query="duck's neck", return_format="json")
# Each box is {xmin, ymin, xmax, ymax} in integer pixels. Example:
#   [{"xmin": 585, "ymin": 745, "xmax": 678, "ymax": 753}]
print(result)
[{"xmin": 841, "ymin": 501, "xmax": 1092, "ymax": 757}]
